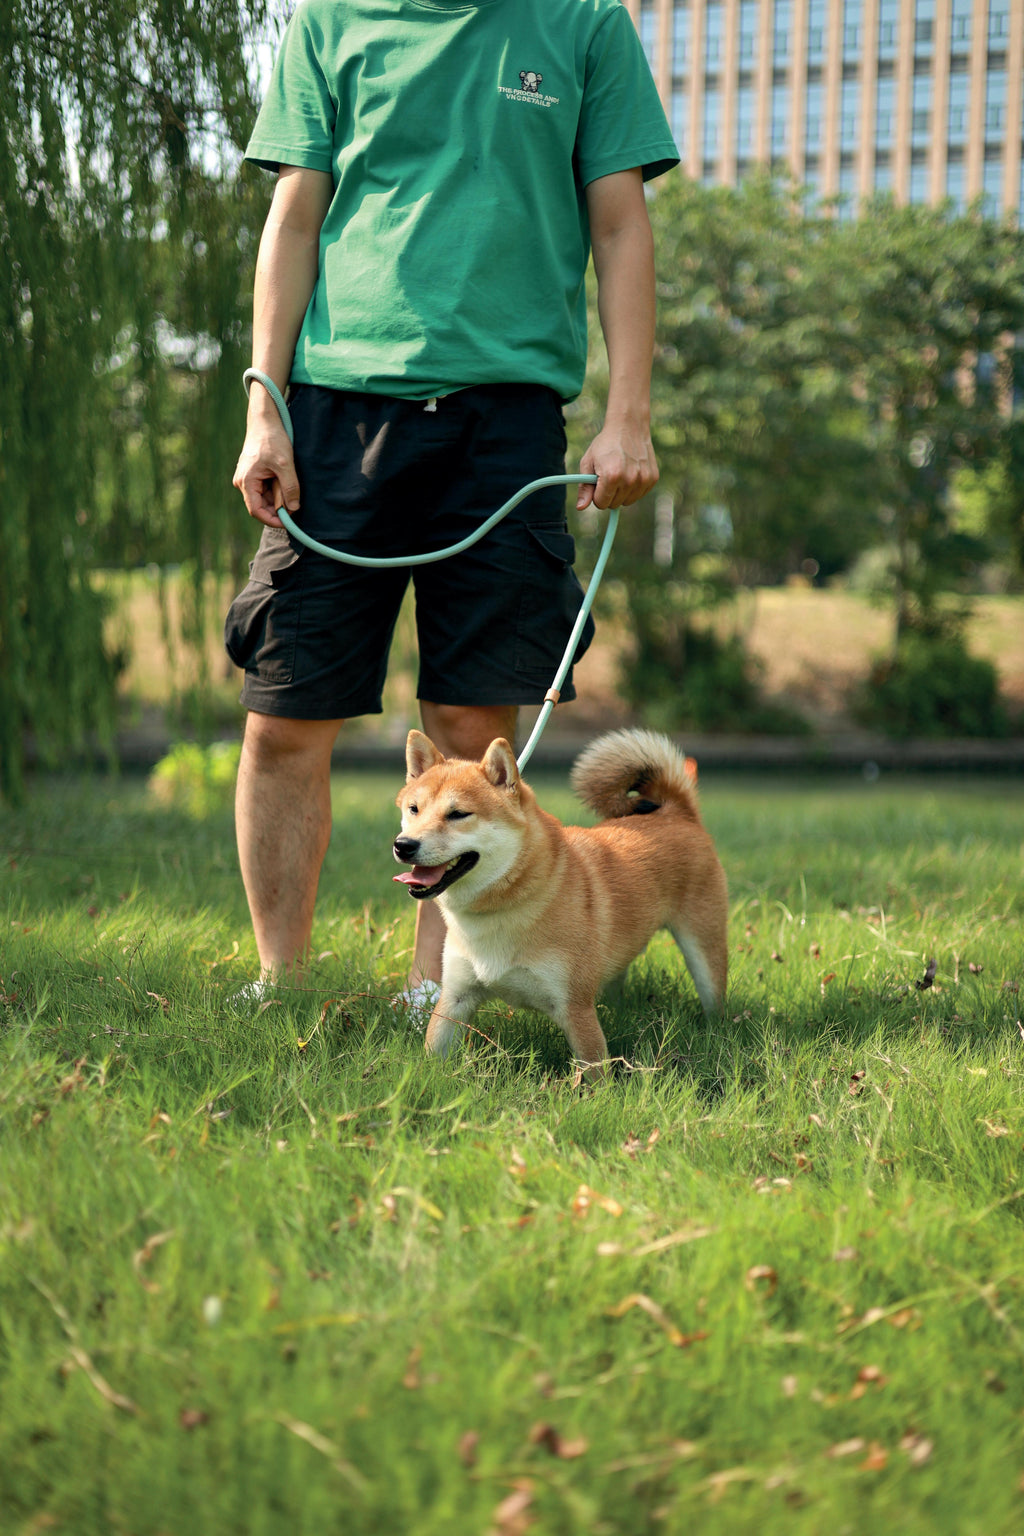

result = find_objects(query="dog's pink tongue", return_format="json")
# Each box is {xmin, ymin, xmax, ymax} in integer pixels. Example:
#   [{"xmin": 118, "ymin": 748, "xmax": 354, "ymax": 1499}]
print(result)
[{"xmin": 393, "ymin": 864, "xmax": 447, "ymax": 888}]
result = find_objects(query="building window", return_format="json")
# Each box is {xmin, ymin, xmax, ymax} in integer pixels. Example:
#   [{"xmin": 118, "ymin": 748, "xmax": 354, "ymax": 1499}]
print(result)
[
  {"xmin": 671, "ymin": 88, "xmax": 688, "ymax": 154},
  {"xmin": 985, "ymin": 70, "xmax": 1008, "ymax": 139},
  {"xmin": 912, "ymin": 75, "xmax": 932, "ymax": 148},
  {"xmin": 739, "ymin": 0, "xmax": 758, "ymax": 65},
  {"xmin": 774, "ymin": 0, "xmax": 792, "ymax": 63},
  {"xmin": 843, "ymin": 0, "xmax": 863, "ymax": 59},
  {"xmin": 703, "ymin": 87, "xmax": 721, "ymax": 158},
  {"xmin": 914, "ymin": 0, "xmax": 935, "ymax": 54},
  {"xmin": 736, "ymin": 86, "xmax": 756, "ymax": 152},
  {"xmin": 875, "ymin": 76, "xmax": 896, "ymax": 150},
  {"xmin": 841, "ymin": 79, "xmax": 859, "ymax": 152},
  {"xmin": 807, "ymin": 0, "xmax": 828, "ymax": 66},
  {"xmin": 909, "ymin": 161, "xmax": 929, "ymax": 205},
  {"xmin": 946, "ymin": 160, "xmax": 966, "ymax": 214},
  {"xmin": 672, "ymin": 3, "xmax": 691, "ymax": 75},
  {"xmin": 771, "ymin": 83, "xmax": 789, "ymax": 152},
  {"xmin": 950, "ymin": 0, "xmax": 972, "ymax": 49},
  {"xmin": 805, "ymin": 80, "xmax": 825, "ymax": 152},
  {"xmin": 639, "ymin": 0, "xmax": 657, "ymax": 70},
  {"xmin": 705, "ymin": 0, "xmax": 723, "ymax": 68},
  {"xmin": 989, "ymin": 2, "xmax": 1011, "ymax": 45},
  {"xmin": 982, "ymin": 159, "xmax": 1003, "ymax": 218},
  {"xmin": 947, "ymin": 72, "xmax": 969, "ymax": 146},
  {"xmin": 878, "ymin": 0, "xmax": 899, "ymax": 59}
]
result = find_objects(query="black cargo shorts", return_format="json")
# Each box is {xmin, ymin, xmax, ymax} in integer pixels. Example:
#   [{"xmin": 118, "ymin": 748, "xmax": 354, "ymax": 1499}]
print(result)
[{"xmin": 224, "ymin": 382, "xmax": 595, "ymax": 719}]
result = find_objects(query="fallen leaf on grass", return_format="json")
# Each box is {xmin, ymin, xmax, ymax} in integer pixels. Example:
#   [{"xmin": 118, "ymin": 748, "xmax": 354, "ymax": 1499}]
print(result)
[
  {"xmin": 402, "ymin": 1346, "xmax": 422, "ymax": 1390},
  {"xmin": 832, "ymin": 1247, "xmax": 859, "ymax": 1263},
  {"xmin": 179, "ymin": 1408, "xmax": 209, "ymax": 1430},
  {"xmin": 848, "ymin": 1070, "xmax": 866, "ymax": 1096},
  {"xmin": 528, "ymin": 1422, "xmax": 588, "ymax": 1459},
  {"xmin": 621, "ymin": 1127, "xmax": 660, "ymax": 1159},
  {"xmin": 132, "ymin": 1229, "xmax": 176, "ymax": 1293},
  {"xmin": 900, "ymin": 1432, "xmax": 933, "ymax": 1466},
  {"xmin": 275, "ymin": 1414, "xmax": 367, "ymax": 1491},
  {"xmin": 607, "ymin": 1293, "xmax": 708, "ymax": 1349},
  {"xmin": 745, "ymin": 1265, "xmax": 778, "ymax": 1296},
  {"xmin": 849, "ymin": 1365, "xmax": 886, "ymax": 1400},
  {"xmin": 781, "ymin": 1374, "xmax": 798, "ymax": 1398},
  {"xmin": 572, "ymin": 1185, "xmax": 623, "ymax": 1219},
  {"xmin": 861, "ymin": 1441, "xmax": 888, "ymax": 1471},
  {"xmin": 982, "ymin": 1120, "xmax": 1010, "ymax": 1137},
  {"xmin": 458, "ymin": 1430, "xmax": 479, "ymax": 1467},
  {"xmin": 488, "ymin": 1480, "xmax": 535, "ymax": 1536},
  {"xmin": 826, "ymin": 1438, "xmax": 866, "ymax": 1459}
]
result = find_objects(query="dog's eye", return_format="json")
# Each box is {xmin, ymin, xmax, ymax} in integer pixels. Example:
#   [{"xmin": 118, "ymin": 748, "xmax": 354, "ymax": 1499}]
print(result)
[
  {"xmin": 446, "ymin": 808, "xmax": 472, "ymax": 821},
  {"xmin": 408, "ymin": 804, "xmax": 418, "ymax": 816}
]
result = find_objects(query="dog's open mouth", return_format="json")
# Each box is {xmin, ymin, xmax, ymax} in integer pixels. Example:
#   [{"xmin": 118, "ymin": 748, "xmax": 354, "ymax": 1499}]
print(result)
[{"xmin": 393, "ymin": 851, "xmax": 479, "ymax": 900}]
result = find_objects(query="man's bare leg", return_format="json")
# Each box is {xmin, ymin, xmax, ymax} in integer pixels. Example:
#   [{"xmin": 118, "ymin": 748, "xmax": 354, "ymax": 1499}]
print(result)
[
  {"xmin": 409, "ymin": 701, "xmax": 519, "ymax": 988},
  {"xmin": 235, "ymin": 711, "xmax": 344, "ymax": 980}
]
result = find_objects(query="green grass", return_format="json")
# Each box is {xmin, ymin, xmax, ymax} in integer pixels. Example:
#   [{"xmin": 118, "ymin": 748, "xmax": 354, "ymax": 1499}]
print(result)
[{"xmin": 1, "ymin": 769, "xmax": 1023, "ymax": 1535}]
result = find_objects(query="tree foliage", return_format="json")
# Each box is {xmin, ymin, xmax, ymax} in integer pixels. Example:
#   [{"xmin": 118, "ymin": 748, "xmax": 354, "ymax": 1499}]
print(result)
[{"xmin": 1, "ymin": 0, "xmax": 274, "ymax": 798}]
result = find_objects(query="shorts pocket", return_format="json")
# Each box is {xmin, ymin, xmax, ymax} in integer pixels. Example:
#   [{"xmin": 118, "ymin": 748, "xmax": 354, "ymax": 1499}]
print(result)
[
  {"xmin": 513, "ymin": 522, "xmax": 595, "ymax": 683},
  {"xmin": 224, "ymin": 528, "xmax": 302, "ymax": 681}
]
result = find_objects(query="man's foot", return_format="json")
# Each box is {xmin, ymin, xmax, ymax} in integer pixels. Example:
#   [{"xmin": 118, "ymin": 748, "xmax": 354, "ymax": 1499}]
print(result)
[{"xmin": 393, "ymin": 978, "xmax": 441, "ymax": 1031}]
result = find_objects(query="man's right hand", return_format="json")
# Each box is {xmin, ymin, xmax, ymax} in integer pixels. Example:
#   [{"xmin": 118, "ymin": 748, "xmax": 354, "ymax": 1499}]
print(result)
[{"xmin": 232, "ymin": 393, "xmax": 301, "ymax": 530}]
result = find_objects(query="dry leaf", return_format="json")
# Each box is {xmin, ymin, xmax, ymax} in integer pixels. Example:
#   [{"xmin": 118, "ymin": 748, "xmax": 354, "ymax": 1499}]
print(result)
[
  {"xmin": 832, "ymin": 1246, "xmax": 858, "ymax": 1263},
  {"xmin": 132, "ymin": 1229, "xmax": 176, "ymax": 1293},
  {"xmin": 915, "ymin": 957, "xmax": 937, "ymax": 991},
  {"xmin": 489, "ymin": 1480, "xmax": 535, "ymax": 1536},
  {"xmin": 781, "ymin": 1374, "xmax": 798, "ymax": 1398},
  {"xmin": 860, "ymin": 1442, "xmax": 888, "ymax": 1471},
  {"xmin": 458, "ymin": 1430, "xmax": 479, "ymax": 1467},
  {"xmin": 179, "ymin": 1408, "xmax": 209, "ymax": 1430},
  {"xmin": 402, "ymin": 1346, "xmax": 422, "ymax": 1390},
  {"xmin": 983, "ymin": 1120, "xmax": 1009, "ymax": 1137},
  {"xmin": 900, "ymin": 1433, "xmax": 933, "ymax": 1466},
  {"xmin": 606, "ymin": 1292, "xmax": 707, "ymax": 1349},
  {"xmin": 528, "ymin": 1422, "xmax": 588, "ymax": 1460},
  {"xmin": 826, "ymin": 1438, "xmax": 866, "ymax": 1459},
  {"xmin": 572, "ymin": 1184, "xmax": 623, "ymax": 1219},
  {"xmin": 745, "ymin": 1265, "xmax": 778, "ymax": 1296}
]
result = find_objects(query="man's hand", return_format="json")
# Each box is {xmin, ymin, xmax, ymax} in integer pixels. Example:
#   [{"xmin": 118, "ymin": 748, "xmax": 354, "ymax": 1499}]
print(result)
[
  {"xmin": 232, "ymin": 390, "xmax": 300, "ymax": 530},
  {"xmin": 576, "ymin": 419, "xmax": 658, "ymax": 510}
]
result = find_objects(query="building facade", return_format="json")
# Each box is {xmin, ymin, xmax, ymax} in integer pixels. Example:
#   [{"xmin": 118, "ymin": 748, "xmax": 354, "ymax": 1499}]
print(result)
[{"xmin": 623, "ymin": 0, "xmax": 1024, "ymax": 222}]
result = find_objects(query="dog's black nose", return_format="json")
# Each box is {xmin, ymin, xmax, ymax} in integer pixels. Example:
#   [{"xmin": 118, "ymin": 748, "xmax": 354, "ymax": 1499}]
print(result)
[{"xmin": 393, "ymin": 836, "xmax": 420, "ymax": 862}]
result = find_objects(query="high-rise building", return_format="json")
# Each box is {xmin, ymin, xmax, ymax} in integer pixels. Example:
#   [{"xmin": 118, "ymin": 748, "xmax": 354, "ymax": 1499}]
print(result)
[{"xmin": 623, "ymin": 0, "xmax": 1024, "ymax": 223}]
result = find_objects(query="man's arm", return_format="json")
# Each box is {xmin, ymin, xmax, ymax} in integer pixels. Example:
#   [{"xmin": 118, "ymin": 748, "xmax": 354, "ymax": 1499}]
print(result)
[
  {"xmin": 232, "ymin": 165, "xmax": 333, "ymax": 528},
  {"xmin": 577, "ymin": 167, "xmax": 660, "ymax": 513}
]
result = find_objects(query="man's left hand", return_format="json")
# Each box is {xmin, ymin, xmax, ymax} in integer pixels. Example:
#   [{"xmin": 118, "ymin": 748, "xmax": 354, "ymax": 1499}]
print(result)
[{"xmin": 576, "ymin": 421, "xmax": 659, "ymax": 511}]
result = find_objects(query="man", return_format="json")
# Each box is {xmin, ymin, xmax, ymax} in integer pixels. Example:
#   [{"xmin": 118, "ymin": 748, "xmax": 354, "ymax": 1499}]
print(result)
[{"xmin": 227, "ymin": 0, "xmax": 679, "ymax": 1006}]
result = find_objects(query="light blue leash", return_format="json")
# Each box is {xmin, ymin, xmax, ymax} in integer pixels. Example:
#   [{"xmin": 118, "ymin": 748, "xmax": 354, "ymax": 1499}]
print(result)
[{"xmin": 243, "ymin": 367, "xmax": 619, "ymax": 772}]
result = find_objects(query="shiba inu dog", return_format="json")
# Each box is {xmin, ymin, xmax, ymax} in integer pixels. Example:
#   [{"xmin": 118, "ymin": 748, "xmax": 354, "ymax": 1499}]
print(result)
[{"xmin": 393, "ymin": 728, "xmax": 728, "ymax": 1078}]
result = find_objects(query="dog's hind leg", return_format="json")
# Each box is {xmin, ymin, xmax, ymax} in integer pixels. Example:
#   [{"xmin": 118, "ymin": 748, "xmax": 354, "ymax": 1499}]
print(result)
[{"xmin": 668, "ymin": 922, "xmax": 727, "ymax": 1016}]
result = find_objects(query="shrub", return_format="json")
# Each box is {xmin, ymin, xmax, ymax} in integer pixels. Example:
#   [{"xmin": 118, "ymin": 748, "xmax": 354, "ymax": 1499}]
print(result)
[
  {"xmin": 854, "ymin": 633, "xmax": 1009, "ymax": 739},
  {"xmin": 148, "ymin": 740, "xmax": 241, "ymax": 816}
]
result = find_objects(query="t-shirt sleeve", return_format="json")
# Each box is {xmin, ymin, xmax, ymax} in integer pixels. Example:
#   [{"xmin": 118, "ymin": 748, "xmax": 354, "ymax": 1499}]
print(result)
[
  {"xmin": 244, "ymin": 4, "xmax": 336, "ymax": 175},
  {"xmin": 575, "ymin": 5, "xmax": 680, "ymax": 187}
]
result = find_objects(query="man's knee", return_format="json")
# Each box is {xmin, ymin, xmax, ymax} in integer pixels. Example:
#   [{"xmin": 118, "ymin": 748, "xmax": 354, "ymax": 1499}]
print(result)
[
  {"xmin": 420, "ymin": 702, "xmax": 518, "ymax": 760},
  {"xmin": 242, "ymin": 711, "xmax": 344, "ymax": 769}
]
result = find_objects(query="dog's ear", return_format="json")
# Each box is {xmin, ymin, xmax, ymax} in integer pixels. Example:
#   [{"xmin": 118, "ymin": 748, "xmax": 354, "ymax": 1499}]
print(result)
[
  {"xmin": 406, "ymin": 730, "xmax": 445, "ymax": 782},
  {"xmin": 482, "ymin": 738, "xmax": 519, "ymax": 791}
]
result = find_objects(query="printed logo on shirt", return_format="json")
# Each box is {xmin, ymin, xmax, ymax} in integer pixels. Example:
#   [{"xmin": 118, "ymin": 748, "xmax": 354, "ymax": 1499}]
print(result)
[{"xmin": 498, "ymin": 69, "xmax": 559, "ymax": 109}]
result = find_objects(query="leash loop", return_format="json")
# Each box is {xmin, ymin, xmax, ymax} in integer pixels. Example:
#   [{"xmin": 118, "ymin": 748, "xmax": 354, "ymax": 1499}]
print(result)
[{"xmin": 242, "ymin": 367, "xmax": 618, "ymax": 771}]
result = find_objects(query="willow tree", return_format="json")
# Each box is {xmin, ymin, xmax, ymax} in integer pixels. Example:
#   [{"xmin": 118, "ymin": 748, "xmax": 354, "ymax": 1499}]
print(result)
[{"xmin": 1, "ymin": 0, "xmax": 274, "ymax": 799}]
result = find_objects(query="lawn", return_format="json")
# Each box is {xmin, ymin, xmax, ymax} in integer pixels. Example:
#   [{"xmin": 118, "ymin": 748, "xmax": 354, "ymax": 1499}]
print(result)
[{"xmin": 1, "ymin": 767, "xmax": 1023, "ymax": 1535}]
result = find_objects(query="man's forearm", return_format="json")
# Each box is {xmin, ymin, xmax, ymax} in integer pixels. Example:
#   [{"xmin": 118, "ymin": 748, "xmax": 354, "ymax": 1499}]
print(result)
[
  {"xmin": 247, "ymin": 216, "xmax": 320, "ymax": 417},
  {"xmin": 592, "ymin": 214, "xmax": 657, "ymax": 429}
]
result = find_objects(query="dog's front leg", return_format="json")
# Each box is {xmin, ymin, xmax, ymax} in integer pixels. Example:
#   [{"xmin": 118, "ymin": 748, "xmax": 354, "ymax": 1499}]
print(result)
[
  {"xmin": 424, "ymin": 952, "xmax": 484, "ymax": 1060},
  {"xmin": 558, "ymin": 1001, "xmax": 610, "ymax": 1084}
]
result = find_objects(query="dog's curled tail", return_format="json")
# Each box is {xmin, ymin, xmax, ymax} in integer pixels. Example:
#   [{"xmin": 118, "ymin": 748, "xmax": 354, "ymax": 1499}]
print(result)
[{"xmin": 570, "ymin": 729, "xmax": 700, "ymax": 821}]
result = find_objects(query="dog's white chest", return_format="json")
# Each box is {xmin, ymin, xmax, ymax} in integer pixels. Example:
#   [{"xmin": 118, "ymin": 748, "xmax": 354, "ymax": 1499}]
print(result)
[{"xmin": 446, "ymin": 921, "xmax": 567, "ymax": 1015}]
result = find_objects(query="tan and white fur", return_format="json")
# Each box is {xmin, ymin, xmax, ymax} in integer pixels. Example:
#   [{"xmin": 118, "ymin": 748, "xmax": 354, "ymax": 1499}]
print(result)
[{"xmin": 393, "ymin": 728, "xmax": 728, "ymax": 1077}]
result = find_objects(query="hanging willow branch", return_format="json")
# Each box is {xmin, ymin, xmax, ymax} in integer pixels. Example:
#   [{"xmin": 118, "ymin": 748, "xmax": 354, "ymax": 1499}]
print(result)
[{"xmin": 0, "ymin": 0, "xmax": 276, "ymax": 799}]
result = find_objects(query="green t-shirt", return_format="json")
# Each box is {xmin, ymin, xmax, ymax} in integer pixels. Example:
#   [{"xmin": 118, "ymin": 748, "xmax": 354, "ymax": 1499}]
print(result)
[{"xmin": 245, "ymin": 0, "xmax": 678, "ymax": 401}]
